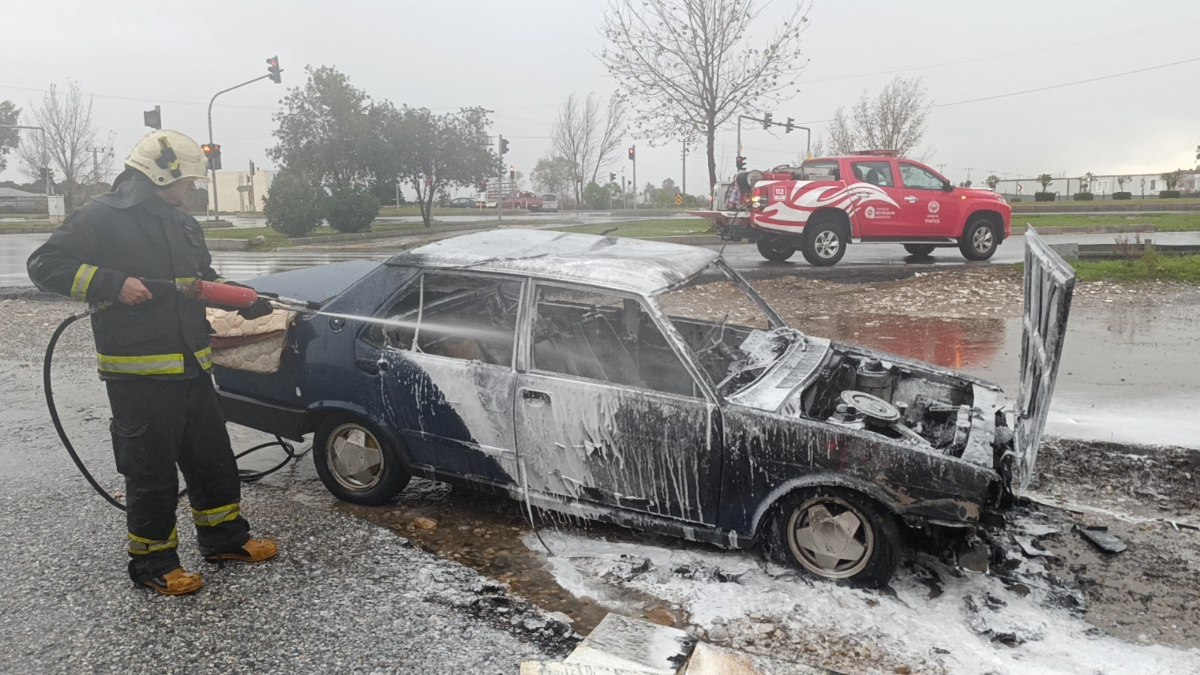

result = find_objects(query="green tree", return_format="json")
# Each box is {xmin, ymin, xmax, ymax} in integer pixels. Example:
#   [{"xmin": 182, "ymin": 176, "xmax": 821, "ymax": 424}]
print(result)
[
  {"xmin": 1117, "ymin": 175, "xmax": 1131, "ymax": 191},
  {"xmin": 264, "ymin": 169, "xmax": 327, "ymax": 237},
  {"xmin": 985, "ymin": 174, "xmax": 999, "ymax": 190},
  {"xmin": 389, "ymin": 106, "xmax": 499, "ymax": 228},
  {"xmin": 1080, "ymin": 172, "xmax": 1095, "ymax": 193},
  {"xmin": 531, "ymin": 155, "xmax": 575, "ymax": 199},
  {"xmin": 583, "ymin": 181, "xmax": 611, "ymax": 209},
  {"xmin": 600, "ymin": 0, "xmax": 811, "ymax": 194},
  {"xmin": 1161, "ymin": 169, "xmax": 1183, "ymax": 191},
  {"xmin": 325, "ymin": 186, "xmax": 380, "ymax": 233},
  {"xmin": 1037, "ymin": 173, "xmax": 1053, "ymax": 191},
  {"xmin": 0, "ymin": 100, "xmax": 20, "ymax": 173},
  {"xmin": 269, "ymin": 66, "xmax": 376, "ymax": 187}
]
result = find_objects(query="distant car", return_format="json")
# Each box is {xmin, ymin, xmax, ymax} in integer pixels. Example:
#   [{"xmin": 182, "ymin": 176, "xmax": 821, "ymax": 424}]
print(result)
[
  {"xmin": 212, "ymin": 229, "xmax": 1073, "ymax": 587},
  {"xmin": 502, "ymin": 191, "xmax": 543, "ymax": 210},
  {"xmin": 448, "ymin": 197, "xmax": 478, "ymax": 208},
  {"xmin": 541, "ymin": 194, "xmax": 559, "ymax": 213}
]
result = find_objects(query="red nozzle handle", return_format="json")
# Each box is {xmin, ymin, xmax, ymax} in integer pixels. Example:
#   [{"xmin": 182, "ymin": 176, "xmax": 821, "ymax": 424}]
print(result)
[{"xmin": 195, "ymin": 280, "xmax": 260, "ymax": 309}]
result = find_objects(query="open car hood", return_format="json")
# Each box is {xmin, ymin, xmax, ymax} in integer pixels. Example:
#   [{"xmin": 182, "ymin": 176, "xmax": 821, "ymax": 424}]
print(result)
[{"xmin": 1014, "ymin": 227, "xmax": 1076, "ymax": 490}]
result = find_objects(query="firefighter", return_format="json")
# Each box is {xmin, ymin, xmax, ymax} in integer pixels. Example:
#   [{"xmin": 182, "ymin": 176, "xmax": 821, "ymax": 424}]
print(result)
[{"xmin": 28, "ymin": 130, "xmax": 277, "ymax": 596}]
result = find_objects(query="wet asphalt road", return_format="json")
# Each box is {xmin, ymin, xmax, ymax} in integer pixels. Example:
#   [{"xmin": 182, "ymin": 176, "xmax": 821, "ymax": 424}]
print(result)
[{"xmin": 0, "ymin": 306, "xmax": 568, "ymax": 674}]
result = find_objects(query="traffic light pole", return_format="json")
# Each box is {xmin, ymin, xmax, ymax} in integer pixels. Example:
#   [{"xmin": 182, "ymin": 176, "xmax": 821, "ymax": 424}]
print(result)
[{"xmin": 206, "ymin": 74, "xmax": 271, "ymax": 220}]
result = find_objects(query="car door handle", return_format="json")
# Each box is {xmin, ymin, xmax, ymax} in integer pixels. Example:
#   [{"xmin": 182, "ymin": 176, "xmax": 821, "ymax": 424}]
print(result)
[
  {"xmin": 521, "ymin": 389, "xmax": 551, "ymax": 406},
  {"xmin": 904, "ymin": 196, "xmax": 919, "ymax": 203},
  {"xmin": 355, "ymin": 358, "xmax": 388, "ymax": 375}
]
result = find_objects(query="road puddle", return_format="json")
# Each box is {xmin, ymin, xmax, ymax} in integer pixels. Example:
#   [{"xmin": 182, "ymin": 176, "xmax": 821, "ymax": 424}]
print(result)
[
  {"xmin": 804, "ymin": 313, "xmax": 1007, "ymax": 371},
  {"xmin": 332, "ymin": 479, "xmax": 686, "ymax": 633}
]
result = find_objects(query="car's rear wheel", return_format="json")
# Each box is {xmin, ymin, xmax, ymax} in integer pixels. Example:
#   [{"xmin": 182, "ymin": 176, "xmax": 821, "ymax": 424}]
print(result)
[
  {"xmin": 756, "ymin": 237, "xmax": 796, "ymax": 262},
  {"xmin": 801, "ymin": 217, "xmax": 848, "ymax": 267},
  {"xmin": 313, "ymin": 415, "xmax": 410, "ymax": 505},
  {"xmin": 959, "ymin": 215, "xmax": 1001, "ymax": 261},
  {"xmin": 766, "ymin": 487, "xmax": 900, "ymax": 587},
  {"xmin": 904, "ymin": 244, "xmax": 936, "ymax": 257}
]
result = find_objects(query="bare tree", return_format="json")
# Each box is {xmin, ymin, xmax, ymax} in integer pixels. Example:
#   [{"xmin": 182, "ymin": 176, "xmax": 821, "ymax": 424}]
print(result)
[
  {"xmin": 15, "ymin": 82, "xmax": 100, "ymax": 209},
  {"xmin": 849, "ymin": 76, "xmax": 929, "ymax": 156},
  {"xmin": 600, "ymin": 0, "xmax": 811, "ymax": 192},
  {"xmin": 822, "ymin": 107, "xmax": 858, "ymax": 156},
  {"xmin": 551, "ymin": 93, "xmax": 625, "ymax": 206}
]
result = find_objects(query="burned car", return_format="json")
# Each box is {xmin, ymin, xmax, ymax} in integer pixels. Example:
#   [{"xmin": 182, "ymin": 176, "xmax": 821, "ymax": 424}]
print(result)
[{"xmin": 213, "ymin": 229, "xmax": 1074, "ymax": 586}]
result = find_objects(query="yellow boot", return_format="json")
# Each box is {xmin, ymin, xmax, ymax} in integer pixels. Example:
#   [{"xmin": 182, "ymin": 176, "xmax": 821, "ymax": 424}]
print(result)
[
  {"xmin": 140, "ymin": 568, "xmax": 204, "ymax": 596},
  {"xmin": 203, "ymin": 538, "xmax": 278, "ymax": 564}
]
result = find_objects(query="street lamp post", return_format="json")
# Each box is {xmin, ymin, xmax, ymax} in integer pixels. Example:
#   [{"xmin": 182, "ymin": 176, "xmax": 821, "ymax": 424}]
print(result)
[{"xmin": 207, "ymin": 73, "xmax": 274, "ymax": 219}]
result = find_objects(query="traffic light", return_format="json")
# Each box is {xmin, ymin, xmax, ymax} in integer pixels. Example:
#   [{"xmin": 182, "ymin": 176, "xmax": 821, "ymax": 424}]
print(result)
[
  {"xmin": 762, "ymin": 113, "xmax": 772, "ymax": 130},
  {"xmin": 609, "ymin": 172, "xmax": 616, "ymax": 183},
  {"xmin": 736, "ymin": 156, "xmax": 747, "ymax": 171},
  {"xmin": 143, "ymin": 105, "xmax": 162, "ymax": 130},
  {"xmin": 39, "ymin": 167, "xmax": 52, "ymax": 183},
  {"xmin": 785, "ymin": 117, "xmax": 794, "ymax": 134},
  {"xmin": 628, "ymin": 146, "xmax": 635, "ymax": 161},
  {"xmin": 499, "ymin": 135, "xmax": 509, "ymax": 155},
  {"xmin": 509, "ymin": 166, "xmax": 515, "ymax": 181},
  {"xmin": 201, "ymin": 143, "xmax": 222, "ymax": 170},
  {"xmin": 267, "ymin": 56, "xmax": 282, "ymax": 84}
]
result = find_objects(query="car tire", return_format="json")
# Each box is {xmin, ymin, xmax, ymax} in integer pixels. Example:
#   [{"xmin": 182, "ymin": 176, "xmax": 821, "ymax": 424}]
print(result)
[
  {"xmin": 756, "ymin": 237, "xmax": 796, "ymax": 262},
  {"xmin": 904, "ymin": 244, "xmax": 936, "ymax": 257},
  {"xmin": 959, "ymin": 215, "xmax": 1000, "ymax": 261},
  {"xmin": 313, "ymin": 415, "xmax": 411, "ymax": 505},
  {"xmin": 800, "ymin": 217, "xmax": 848, "ymax": 267},
  {"xmin": 765, "ymin": 486, "xmax": 900, "ymax": 588}
]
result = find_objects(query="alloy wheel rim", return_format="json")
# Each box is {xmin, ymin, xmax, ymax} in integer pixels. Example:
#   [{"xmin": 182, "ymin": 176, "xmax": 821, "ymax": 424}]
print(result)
[
  {"xmin": 973, "ymin": 227, "xmax": 994, "ymax": 253},
  {"xmin": 814, "ymin": 231, "xmax": 840, "ymax": 258},
  {"xmin": 787, "ymin": 498, "xmax": 874, "ymax": 579},
  {"xmin": 327, "ymin": 424, "xmax": 384, "ymax": 491}
]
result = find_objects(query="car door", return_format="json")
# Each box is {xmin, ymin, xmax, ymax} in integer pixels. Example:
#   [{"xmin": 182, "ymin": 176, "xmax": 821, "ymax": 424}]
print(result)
[
  {"xmin": 898, "ymin": 161, "xmax": 961, "ymax": 238},
  {"xmin": 513, "ymin": 282, "xmax": 722, "ymax": 524},
  {"xmin": 849, "ymin": 160, "xmax": 904, "ymax": 237},
  {"xmin": 359, "ymin": 271, "xmax": 525, "ymax": 487}
]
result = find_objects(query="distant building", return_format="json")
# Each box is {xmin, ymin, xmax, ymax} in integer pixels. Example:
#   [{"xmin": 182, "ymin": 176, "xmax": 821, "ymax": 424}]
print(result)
[
  {"xmin": 1003, "ymin": 170, "xmax": 1199, "ymax": 200},
  {"xmin": 205, "ymin": 169, "xmax": 276, "ymax": 214},
  {"xmin": 0, "ymin": 186, "xmax": 45, "ymax": 212}
]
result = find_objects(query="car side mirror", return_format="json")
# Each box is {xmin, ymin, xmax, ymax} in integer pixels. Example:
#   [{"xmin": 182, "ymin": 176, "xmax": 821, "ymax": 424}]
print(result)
[{"xmin": 942, "ymin": 180, "xmax": 954, "ymax": 192}]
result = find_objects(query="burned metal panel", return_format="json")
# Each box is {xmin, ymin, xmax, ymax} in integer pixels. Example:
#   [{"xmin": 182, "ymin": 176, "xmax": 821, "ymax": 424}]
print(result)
[
  {"xmin": 1014, "ymin": 227, "xmax": 1076, "ymax": 490},
  {"xmin": 513, "ymin": 372, "xmax": 722, "ymax": 524},
  {"xmin": 718, "ymin": 406, "xmax": 999, "ymax": 536},
  {"xmin": 390, "ymin": 229, "xmax": 718, "ymax": 296}
]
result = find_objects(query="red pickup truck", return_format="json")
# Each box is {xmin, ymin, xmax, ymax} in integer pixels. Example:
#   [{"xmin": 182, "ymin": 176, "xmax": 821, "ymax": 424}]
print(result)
[{"xmin": 695, "ymin": 155, "xmax": 1011, "ymax": 266}]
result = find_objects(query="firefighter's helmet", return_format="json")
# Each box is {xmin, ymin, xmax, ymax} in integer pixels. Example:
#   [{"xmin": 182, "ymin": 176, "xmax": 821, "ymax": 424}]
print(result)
[{"xmin": 125, "ymin": 130, "xmax": 208, "ymax": 186}]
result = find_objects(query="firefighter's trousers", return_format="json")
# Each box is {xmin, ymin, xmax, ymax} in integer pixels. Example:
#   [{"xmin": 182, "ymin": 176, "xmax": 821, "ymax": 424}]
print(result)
[{"xmin": 106, "ymin": 375, "xmax": 250, "ymax": 582}]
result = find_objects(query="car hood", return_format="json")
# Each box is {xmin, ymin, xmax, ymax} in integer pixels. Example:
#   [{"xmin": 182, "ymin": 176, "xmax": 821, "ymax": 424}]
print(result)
[{"xmin": 241, "ymin": 260, "xmax": 382, "ymax": 306}]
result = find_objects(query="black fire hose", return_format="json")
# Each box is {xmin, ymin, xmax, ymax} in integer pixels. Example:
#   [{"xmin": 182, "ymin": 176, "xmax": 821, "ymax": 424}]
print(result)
[{"xmin": 44, "ymin": 309, "xmax": 309, "ymax": 511}]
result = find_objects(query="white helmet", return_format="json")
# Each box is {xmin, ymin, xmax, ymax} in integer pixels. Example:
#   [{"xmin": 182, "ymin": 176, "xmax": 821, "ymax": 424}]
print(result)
[{"xmin": 125, "ymin": 129, "xmax": 209, "ymax": 186}]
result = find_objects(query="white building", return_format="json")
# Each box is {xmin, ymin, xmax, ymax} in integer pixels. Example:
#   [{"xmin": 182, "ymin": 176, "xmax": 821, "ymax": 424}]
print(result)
[
  {"xmin": 206, "ymin": 169, "xmax": 276, "ymax": 214},
  {"xmin": 1002, "ymin": 170, "xmax": 1199, "ymax": 200}
]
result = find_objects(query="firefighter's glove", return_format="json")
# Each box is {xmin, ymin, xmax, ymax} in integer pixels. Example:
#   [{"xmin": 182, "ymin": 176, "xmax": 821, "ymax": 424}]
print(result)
[{"xmin": 238, "ymin": 297, "xmax": 274, "ymax": 320}]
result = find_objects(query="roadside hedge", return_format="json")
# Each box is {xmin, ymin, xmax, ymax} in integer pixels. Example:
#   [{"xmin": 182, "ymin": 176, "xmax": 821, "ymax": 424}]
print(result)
[
  {"xmin": 326, "ymin": 187, "xmax": 380, "ymax": 233},
  {"xmin": 1034, "ymin": 192, "xmax": 1056, "ymax": 202},
  {"xmin": 264, "ymin": 170, "xmax": 327, "ymax": 237},
  {"xmin": 1112, "ymin": 192, "xmax": 1133, "ymax": 200},
  {"xmin": 1159, "ymin": 190, "xmax": 1182, "ymax": 199},
  {"xmin": 1073, "ymin": 192, "xmax": 1095, "ymax": 201}
]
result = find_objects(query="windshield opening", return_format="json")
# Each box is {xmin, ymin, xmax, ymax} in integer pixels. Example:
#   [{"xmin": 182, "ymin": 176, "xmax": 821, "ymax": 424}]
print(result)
[{"xmin": 655, "ymin": 261, "xmax": 799, "ymax": 394}]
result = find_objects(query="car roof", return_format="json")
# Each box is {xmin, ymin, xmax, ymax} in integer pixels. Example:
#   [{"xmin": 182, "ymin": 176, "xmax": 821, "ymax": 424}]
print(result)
[{"xmin": 388, "ymin": 229, "xmax": 719, "ymax": 295}]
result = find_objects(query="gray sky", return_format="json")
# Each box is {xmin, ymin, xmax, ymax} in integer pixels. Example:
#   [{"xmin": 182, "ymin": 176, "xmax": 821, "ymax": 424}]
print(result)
[{"xmin": 2, "ymin": 0, "xmax": 1198, "ymax": 193}]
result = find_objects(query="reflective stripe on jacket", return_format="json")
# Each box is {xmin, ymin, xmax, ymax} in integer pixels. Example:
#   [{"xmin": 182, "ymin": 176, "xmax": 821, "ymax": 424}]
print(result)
[{"xmin": 27, "ymin": 172, "xmax": 229, "ymax": 380}]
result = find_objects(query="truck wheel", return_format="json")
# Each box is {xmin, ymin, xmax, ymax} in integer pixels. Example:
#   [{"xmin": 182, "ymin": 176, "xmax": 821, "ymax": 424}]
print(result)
[
  {"xmin": 756, "ymin": 237, "xmax": 796, "ymax": 262},
  {"xmin": 765, "ymin": 486, "xmax": 900, "ymax": 588},
  {"xmin": 801, "ymin": 217, "xmax": 847, "ymax": 266},
  {"xmin": 959, "ymin": 215, "xmax": 1000, "ymax": 261},
  {"xmin": 313, "ymin": 415, "xmax": 411, "ymax": 505},
  {"xmin": 903, "ymin": 244, "xmax": 936, "ymax": 257}
]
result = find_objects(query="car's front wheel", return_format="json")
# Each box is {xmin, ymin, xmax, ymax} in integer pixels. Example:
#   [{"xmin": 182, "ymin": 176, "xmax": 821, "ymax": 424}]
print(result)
[
  {"xmin": 766, "ymin": 487, "xmax": 900, "ymax": 587},
  {"xmin": 756, "ymin": 237, "xmax": 796, "ymax": 262},
  {"xmin": 313, "ymin": 415, "xmax": 411, "ymax": 505},
  {"xmin": 959, "ymin": 215, "xmax": 1001, "ymax": 261},
  {"xmin": 801, "ymin": 217, "xmax": 848, "ymax": 266}
]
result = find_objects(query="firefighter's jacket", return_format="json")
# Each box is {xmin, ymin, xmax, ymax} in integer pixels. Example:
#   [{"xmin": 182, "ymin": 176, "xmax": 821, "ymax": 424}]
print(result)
[{"xmin": 27, "ymin": 172, "xmax": 226, "ymax": 379}]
